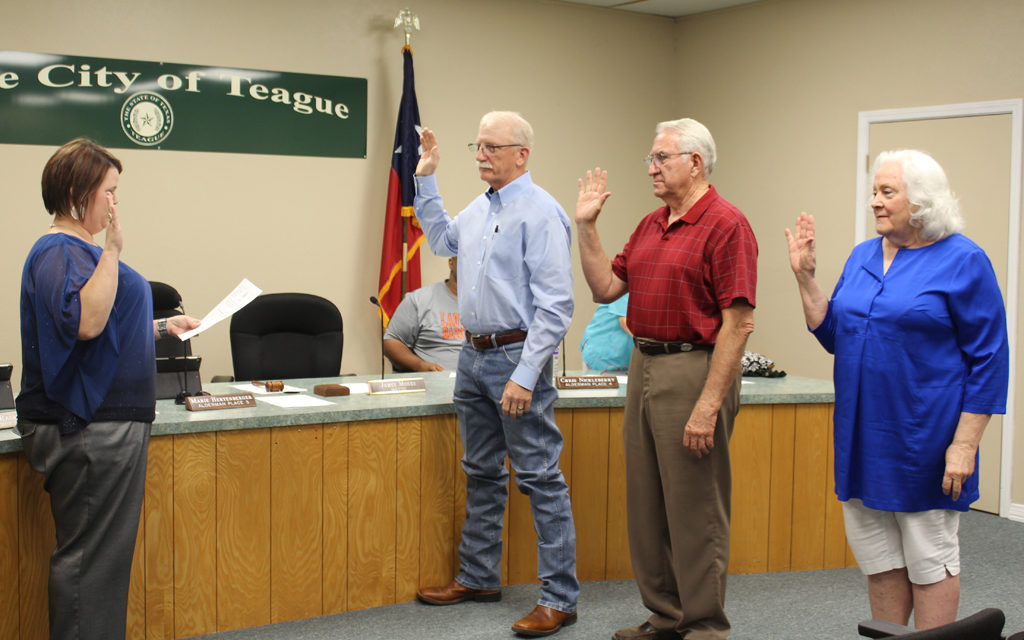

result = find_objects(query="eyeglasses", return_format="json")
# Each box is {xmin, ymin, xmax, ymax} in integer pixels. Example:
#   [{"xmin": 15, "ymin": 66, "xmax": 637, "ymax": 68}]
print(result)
[
  {"xmin": 643, "ymin": 151, "xmax": 693, "ymax": 167},
  {"xmin": 468, "ymin": 142, "xmax": 523, "ymax": 155}
]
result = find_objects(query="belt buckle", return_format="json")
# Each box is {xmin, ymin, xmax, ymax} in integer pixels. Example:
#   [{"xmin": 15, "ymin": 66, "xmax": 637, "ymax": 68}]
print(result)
[
  {"xmin": 679, "ymin": 343, "xmax": 693, "ymax": 353},
  {"xmin": 470, "ymin": 333, "xmax": 497, "ymax": 349}
]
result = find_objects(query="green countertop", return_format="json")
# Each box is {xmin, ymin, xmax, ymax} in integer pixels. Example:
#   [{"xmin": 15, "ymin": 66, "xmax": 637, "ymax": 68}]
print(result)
[{"xmin": 0, "ymin": 373, "xmax": 833, "ymax": 454}]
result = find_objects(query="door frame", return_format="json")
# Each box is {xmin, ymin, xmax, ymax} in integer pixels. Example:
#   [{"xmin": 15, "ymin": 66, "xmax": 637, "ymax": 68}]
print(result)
[{"xmin": 856, "ymin": 99, "xmax": 1023, "ymax": 520}]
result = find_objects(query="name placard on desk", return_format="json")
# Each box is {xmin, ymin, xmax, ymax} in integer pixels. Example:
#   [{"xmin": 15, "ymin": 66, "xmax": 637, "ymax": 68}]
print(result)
[
  {"xmin": 368, "ymin": 378, "xmax": 427, "ymax": 395},
  {"xmin": 185, "ymin": 393, "xmax": 257, "ymax": 411},
  {"xmin": 556, "ymin": 376, "xmax": 620, "ymax": 390}
]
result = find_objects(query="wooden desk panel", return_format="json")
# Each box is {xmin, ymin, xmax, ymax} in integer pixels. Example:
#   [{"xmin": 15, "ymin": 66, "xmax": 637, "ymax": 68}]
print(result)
[
  {"xmin": 0, "ymin": 457, "xmax": 18, "ymax": 640},
  {"xmin": 0, "ymin": 402, "xmax": 848, "ymax": 640},
  {"xmin": 216, "ymin": 428, "xmax": 272, "ymax": 631}
]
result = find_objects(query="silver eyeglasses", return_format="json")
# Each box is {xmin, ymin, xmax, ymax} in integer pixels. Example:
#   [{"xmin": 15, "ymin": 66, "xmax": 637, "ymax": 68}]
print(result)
[
  {"xmin": 468, "ymin": 142, "xmax": 523, "ymax": 155},
  {"xmin": 643, "ymin": 151, "xmax": 693, "ymax": 167}
]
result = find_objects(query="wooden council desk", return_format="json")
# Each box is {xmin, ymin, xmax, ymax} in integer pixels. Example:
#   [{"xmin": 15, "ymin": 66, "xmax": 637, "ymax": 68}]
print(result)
[{"xmin": 0, "ymin": 373, "xmax": 850, "ymax": 640}]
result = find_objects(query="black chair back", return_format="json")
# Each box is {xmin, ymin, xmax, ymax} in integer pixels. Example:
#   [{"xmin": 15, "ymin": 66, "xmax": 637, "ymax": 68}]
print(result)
[
  {"xmin": 859, "ymin": 608, "xmax": 1005, "ymax": 640},
  {"xmin": 229, "ymin": 293, "xmax": 343, "ymax": 381},
  {"xmin": 149, "ymin": 281, "xmax": 202, "ymax": 399},
  {"xmin": 150, "ymin": 281, "xmax": 192, "ymax": 359}
]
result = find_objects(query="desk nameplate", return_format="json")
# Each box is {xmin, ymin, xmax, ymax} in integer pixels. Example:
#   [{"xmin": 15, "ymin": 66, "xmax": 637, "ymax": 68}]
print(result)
[
  {"xmin": 368, "ymin": 378, "xmax": 427, "ymax": 395},
  {"xmin": 556, "ymin": 376, "xmax": 619, "ymax": 390},
  {"xmin": 185, "ymin": 393, "xmax": 257, "ymax": 411}
]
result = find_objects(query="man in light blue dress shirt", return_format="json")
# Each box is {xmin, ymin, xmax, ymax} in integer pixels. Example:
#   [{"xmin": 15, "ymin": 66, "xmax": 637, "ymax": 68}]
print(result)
[{"xmin": 412, "ymin": 111, "xmax": 578, "ymax": 637}]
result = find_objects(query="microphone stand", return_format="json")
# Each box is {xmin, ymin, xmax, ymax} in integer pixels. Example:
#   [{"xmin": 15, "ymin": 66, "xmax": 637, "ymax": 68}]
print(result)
[
  {"xmin": 367, "ymin": 295, "xmax": 427, "ymax": 395},
  {"xmin": 369, "ymin": 296, "xmax": 386, "ymax": 382}
]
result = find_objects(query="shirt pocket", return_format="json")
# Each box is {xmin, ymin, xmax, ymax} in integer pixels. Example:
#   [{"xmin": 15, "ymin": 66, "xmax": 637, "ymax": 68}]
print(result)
[{"xmin": 485, "ymin": 231, "xmax": 524, "ymax": 286}]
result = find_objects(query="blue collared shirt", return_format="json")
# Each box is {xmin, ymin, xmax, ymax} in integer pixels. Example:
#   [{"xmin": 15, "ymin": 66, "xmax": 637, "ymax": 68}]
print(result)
[{"xmin": 414, "ymin": 171, "xmax": 573, "ymax": 390}]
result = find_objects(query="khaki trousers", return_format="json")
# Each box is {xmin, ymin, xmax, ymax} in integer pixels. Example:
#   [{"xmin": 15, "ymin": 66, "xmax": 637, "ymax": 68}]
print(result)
[{"xmin": 623, "ymin": 347, "xmax": 740, "ymax": 640}]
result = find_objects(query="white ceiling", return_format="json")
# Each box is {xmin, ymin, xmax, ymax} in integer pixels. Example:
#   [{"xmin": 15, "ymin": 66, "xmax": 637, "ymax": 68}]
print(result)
[{"xmin": 555, "ymin": 0, "xmax": 764, "ymax": 18}]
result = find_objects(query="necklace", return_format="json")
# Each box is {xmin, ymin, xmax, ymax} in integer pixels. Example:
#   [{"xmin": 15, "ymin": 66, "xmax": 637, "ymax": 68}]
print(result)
[{"xmin": 49, "ymin": 217, "xmax": 94, "ymax": 244}]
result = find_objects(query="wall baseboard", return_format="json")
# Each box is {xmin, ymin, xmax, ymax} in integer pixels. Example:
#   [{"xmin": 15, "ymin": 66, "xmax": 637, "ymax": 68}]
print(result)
[{"xmin": 1006, "ymin": 502, "xmax": 1024, "ymax": 523}]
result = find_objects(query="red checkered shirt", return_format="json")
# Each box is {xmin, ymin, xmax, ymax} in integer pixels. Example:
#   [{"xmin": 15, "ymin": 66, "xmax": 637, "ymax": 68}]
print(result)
[{"xmin": 611, "ymin": 185, "xmax": 757, "ymax": 344}]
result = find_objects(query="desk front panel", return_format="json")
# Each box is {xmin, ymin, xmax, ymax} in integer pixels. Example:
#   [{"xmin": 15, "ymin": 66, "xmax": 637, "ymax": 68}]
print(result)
[{"xmin": 0, "ymin": 402, "xmax": 849, "ymax": 640}]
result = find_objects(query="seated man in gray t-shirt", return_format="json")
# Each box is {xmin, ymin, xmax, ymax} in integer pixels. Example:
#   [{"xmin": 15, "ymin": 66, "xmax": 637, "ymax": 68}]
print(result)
[{"xmin": 383, "ymin": 256, "xmax": 464, "ymax": 372}]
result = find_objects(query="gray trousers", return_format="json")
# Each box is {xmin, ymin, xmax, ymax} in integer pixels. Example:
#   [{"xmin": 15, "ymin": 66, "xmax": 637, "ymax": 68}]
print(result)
[
  {"xmin": 623, "ymin": 348, "xmax": 740, "ymax": 640},
  {"xmin": 21, "ymin": 419, "xmax": 150, "ymax": 640}
]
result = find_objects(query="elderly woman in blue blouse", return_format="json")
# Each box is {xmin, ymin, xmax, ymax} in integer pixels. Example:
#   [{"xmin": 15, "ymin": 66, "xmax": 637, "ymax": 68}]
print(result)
[
  {"xmin": 16, "ymin": 138, "xmax": 199, "ymax": 640},
  {"xmin": 785, "ymin": 149, "xmax": 1009, "ymax": 630}
]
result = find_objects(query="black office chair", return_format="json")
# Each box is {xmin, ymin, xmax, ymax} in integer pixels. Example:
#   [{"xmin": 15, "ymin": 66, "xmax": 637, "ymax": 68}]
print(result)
[
  {"xmin": 229, "ymin": 293, "xmax": 343, "ymax": 381},
  {"xmin": 149, "ymin": 281, "xmax": 202, "ymax": 399},
  {"xmin": 151, "ymin": 281, "xmax": 191, "ymax": 358},
  {"xmin": 859, "ymin": 608, "xmax": 1007, "ymax": 640},
  {"xmin": 0, "ymin": 363, "xmax": 13, "ymax": 410}
]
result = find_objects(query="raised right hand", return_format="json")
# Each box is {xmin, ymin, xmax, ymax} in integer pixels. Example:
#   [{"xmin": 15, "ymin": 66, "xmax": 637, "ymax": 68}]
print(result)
[
  {"xmin": 576, "ymin": 167, "xmax": 611, "ymax": 225},
  {"xmin": 784, "ymin": 212, "xmax": 816, "ymax": 278},
  {"xmin": 416, "ymin": 127, "xmax": 440, "ymax": 176},
  {"xmin": 104, "ymin": 192, "xmax": 124, "ymax": 255}
]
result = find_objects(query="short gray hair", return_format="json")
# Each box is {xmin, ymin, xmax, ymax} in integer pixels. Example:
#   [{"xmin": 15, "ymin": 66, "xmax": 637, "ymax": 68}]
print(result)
[
  {"xmin": 656, "ymin": 118, "xmax": 716, "ymax": 177},
  {"xmin": 872, "ymin": 149, "xmax": 963, "ymax": 241},
  {"xmin": 480, "ymin": 110, "xmax": 534, "ymax": 149}
]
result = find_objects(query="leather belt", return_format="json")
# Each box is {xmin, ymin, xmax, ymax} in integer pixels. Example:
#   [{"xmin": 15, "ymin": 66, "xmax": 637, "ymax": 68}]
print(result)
[
  {"xmin": 633, "ymin": 337, "xmax": 713, "ymax": 355},
  {"xmin": 467, "ymin": 329, "xmax": 528, "ymax": 350}
]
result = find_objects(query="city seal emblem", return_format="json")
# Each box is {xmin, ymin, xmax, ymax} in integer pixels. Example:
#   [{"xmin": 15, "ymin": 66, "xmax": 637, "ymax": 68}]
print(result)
[{"xmin": 120, "ymin": 92, "xmax": 173, "ymax": 146}]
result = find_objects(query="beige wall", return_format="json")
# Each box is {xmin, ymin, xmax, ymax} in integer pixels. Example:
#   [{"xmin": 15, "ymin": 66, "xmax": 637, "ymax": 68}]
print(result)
[
  {"xmin": 673, "ymin": 0, "xmax": 1024, "ymax": 506},
  {"xmin": 0, "ymin": 0, "xmax": 672, "ymax": 381},
  {"xmin": 2, "ymin": 0, "xmax": 1022, "ymax": 507}
]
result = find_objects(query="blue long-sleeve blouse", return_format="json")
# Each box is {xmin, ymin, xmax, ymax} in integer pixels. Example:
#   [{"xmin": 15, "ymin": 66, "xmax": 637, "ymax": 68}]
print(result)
[
  {"xmin": 812, "ymin": 234, "xmax": 1008, "ymax": 512},
  {"xmin": 17, "ymin": 233, "xmax": 156, "ymax": 434}
]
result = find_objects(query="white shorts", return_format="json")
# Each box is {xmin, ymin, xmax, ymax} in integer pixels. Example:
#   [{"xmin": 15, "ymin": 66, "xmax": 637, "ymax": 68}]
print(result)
[{"xmin": 842, "ymin": 498, "xmax": 961, "ymax": 585}]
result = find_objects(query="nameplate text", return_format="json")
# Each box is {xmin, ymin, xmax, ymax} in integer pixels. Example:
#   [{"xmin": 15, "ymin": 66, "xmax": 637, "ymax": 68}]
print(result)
[
  {"xmin": 368, "ymin": 378, "xmax": 427, "ymax": 395},
  {"xmin": 185, "ymin": 393, "xmax": 257, "ymax": 411},
  {"xmin": 555, "ymin": 376, "xmax": 620, "ymax": 390}
]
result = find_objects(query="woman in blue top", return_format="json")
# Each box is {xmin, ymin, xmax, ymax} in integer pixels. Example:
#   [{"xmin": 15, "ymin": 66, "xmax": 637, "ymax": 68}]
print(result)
[
  {"xmin": 17, "ymin": 138, "xmax": 199, "ymax": 640},
  {"xmin": 785, "ymin": 150, "xmax": 1008, "ymax": 631}
]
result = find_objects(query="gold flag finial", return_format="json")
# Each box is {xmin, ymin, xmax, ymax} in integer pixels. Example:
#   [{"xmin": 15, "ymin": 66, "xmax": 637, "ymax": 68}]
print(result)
[{"xmin": 394, "ymin": 8, "xmax": 421, "ymax": 47}]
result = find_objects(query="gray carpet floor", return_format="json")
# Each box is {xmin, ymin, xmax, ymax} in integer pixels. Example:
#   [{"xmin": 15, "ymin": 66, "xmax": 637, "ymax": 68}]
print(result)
[{"xmin": 187, "ymin": 510, "xmax": 1023, "ymax": 639}]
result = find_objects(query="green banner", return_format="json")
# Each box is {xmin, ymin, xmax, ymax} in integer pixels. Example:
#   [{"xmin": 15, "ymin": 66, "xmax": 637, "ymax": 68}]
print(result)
[{"xmin": 0, "ymin": 51, "xmax": 367, "ymax": 158}]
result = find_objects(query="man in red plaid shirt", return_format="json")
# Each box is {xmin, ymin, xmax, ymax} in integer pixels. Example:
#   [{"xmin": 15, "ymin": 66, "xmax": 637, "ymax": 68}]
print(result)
[{"xmin": 575, "ymin": 118, "xmax": 757, "ymax": 640}]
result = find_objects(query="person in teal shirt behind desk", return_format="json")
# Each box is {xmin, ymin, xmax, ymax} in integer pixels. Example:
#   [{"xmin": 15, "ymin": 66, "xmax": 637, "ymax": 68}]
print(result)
[{"xmin": 580, "ymin": 294, "xmax": 632, "ymax": 373}]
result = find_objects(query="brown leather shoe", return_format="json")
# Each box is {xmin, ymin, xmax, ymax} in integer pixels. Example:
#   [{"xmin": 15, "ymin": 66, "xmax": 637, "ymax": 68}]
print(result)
[
  {"xmin": 415, "ymin": 580, "xmax": 501, "ymax": 605},
  {"xmin": 511, "ymin": 605, "xmax": 578, "ymax": 637},
  {"xmin": 612, "ymin": 621, "xmax": 682, "ymax": 640}
]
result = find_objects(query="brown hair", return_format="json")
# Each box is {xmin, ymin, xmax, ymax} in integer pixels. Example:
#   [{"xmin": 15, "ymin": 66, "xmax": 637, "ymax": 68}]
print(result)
[{"xmin": 41, "ymin": 138, "xmax": 123, "ymax": 220}]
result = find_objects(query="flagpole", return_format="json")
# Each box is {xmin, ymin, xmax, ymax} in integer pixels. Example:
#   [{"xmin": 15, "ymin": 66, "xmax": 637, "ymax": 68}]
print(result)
[{"xmin": 395, "ymin": 9, "xmax": 420, "ymax": 298}]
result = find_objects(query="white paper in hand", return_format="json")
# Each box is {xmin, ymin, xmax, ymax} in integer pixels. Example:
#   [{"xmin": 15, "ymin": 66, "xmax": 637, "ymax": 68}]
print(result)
[{"xmin": 178, "ymin": 278, "xmax": 262, "ymax": 341}]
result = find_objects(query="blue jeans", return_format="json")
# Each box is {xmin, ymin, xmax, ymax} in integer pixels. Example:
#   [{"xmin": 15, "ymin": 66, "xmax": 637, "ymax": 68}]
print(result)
[{"xmin": 453, "ymin": 341, "xmax": 579, "ymax": 613}]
